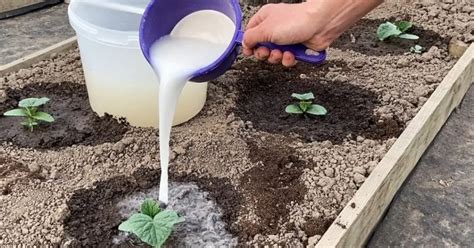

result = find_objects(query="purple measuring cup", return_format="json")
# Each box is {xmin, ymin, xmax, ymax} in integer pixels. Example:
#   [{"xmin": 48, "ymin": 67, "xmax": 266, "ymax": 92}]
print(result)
[{"xmin": 139, "ymin": 0, "xmax": 327, "ymax": 82}]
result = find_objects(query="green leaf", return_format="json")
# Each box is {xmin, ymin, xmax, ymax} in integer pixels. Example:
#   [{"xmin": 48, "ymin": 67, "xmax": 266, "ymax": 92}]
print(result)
[
  {"xmin": 398, "ymin": 33, "xmax": 419, "ymax": 40},
  {"xmin": 396, "ymin": 21, "xmax": 413, "ymax": 33},
  {"xmin": 141, "ymin": 199, "xmax": 161, "ymax": 218},
  {"xmin": 299, "ymin": 101, "xmax": 312, "ymax": 112},
  {"xmin": 32, "ymin": 112, "xmax": 54, "ymax": 123},
  {"xmin": 377, "ymin": 22, "xmax": 402, "ymax": 41},
  {"xmin": 18, "ymin": 97, "xmax": 50, "ymax": 108},
  {"xmin": 154, "ymin": 210, "xmax": 185, "ymax": 229},
  {"xmin": 119, "ymin": 211, "xmax": 184, "ymax": 248},
  {"xmin": 291, "ymin": 92, "xmax": 315, "ymax": 101},
  {"xmin": 119, "ymin": 214, "xmax": 159, "ymax": 246},
  {"xmin": 285, "ymin": 104, "xmax": 303, "ymax": 114},
  {"xmin": 306, "ymin": 104, "xmax": 328, "ymax": 116},
  {"xmin": 4, "ymin": 109, "xmax": 28, "ymax": 117}
]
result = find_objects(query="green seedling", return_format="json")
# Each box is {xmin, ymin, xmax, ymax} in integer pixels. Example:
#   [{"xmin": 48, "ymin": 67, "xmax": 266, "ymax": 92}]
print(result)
[
  {"xmin": 410, "ymin": 44, "xmax": 425, "ymax": 54},
  {"xmin": 377, "ymin": 21, "xmax": 419, "ymax": 41},
  {"xmin": 119, "ymin": 199, "xmax": 184, "ymax": 248},
  {"xmin": 285, "ymin": 92, "xmax": 327, "ymax": 116},
  {"xmin": 3, "ymin": 97, "xmax": 54, "ymax": 132}
]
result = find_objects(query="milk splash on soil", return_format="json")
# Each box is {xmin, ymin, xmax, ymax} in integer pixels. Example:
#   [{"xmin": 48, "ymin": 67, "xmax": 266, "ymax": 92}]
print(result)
[
  {"xmin": 149, "ymin": 11, "xmax": 235, "ymax": 204},
  {"xmin": 113, "ymin": 182, "xmax": 238, "ymax": 246}
]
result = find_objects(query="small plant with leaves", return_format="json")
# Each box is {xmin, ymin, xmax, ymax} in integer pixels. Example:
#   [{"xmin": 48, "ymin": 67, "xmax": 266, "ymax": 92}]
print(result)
[
  {"xmin": 377, "ymin": 21, "xmax": 419, "ymax": 41},
  {"xmin": 410, "ymin": 44, "xmax": 425, "ymax": 54},
  {"xmin": 119, "ymin": 199, "xmax": 184, "ymax": 248},
  {"xmin": 3, "ymin": 97, "xmax": 55, "ymax": 131},
  {"xmin": 285, "ymin": 92, "xmax": 327, "ymax": 116}
]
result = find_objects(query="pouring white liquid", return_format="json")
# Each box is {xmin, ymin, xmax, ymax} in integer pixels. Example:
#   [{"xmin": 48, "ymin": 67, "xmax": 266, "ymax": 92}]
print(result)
[{"xmin": 149, "ymin": 10, "xmax": 235, "ymax": 204}]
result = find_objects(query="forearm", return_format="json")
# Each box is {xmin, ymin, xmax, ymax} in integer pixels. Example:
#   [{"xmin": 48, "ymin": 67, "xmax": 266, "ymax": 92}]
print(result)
[{"xmin": 304, "ymin": 0, "xmax": 384, "ymax": 44}]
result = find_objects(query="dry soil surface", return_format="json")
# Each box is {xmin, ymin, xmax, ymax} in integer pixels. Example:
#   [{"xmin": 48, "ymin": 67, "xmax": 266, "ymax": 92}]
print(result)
[{"xmin": 0, "ymin": 1, "xmax": 471, "ymax": 247}]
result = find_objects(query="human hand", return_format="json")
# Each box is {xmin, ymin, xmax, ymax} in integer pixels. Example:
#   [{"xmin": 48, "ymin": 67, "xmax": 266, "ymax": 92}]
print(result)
[{"xmin": 243, "ymin": 0, "xmax": 383, "ymax": 67}]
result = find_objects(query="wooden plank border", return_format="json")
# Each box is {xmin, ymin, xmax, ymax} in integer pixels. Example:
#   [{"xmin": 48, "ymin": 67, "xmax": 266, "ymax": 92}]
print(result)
[
  {"xmin": 316, "ymin": 43, "xmax": 474, "ymax": 247},
  {"xmin": 0, "ymin": 37, "xmax": 77, "ymax": 77},
  {"xmin": 0, "ymin": 0, "xmax": 62, "ymax": 19},
  {"xmin": 0, "ymin": 38, "xmax": 472, "ymax": 248}
]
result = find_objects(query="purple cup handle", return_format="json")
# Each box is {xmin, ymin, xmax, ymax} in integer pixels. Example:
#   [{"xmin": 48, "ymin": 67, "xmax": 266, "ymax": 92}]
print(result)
[
  {"xmin": 258, "ymin": 42, "xmax": 326, "ymax": 64},
  {"xmin": 235, "ymin": 31, "xmax": 326, "ymax": 64}
]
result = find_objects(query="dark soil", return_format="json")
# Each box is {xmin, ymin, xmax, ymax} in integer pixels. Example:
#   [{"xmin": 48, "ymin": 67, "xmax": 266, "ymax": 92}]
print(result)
[
  {"xmin": 63, "ymin": 168, "xmax": 242, "ymax": 247},
  {"xmin": 302, "ymin": 217, "xmax": 334, "ymax": 237},
  {"xmin": 62, "ymin": 135, "xmax": 312, "ymax": 247},
  {"xmin": 239, "ymin": 136, "xmax": 307, "ymax": 239},
  {"xmin": 0, "ymin": 82, "xmax": 129, "ymax": 149},
  {"xmin": 234, "ymin": 61, "xmax": 402, "ymax": 143},
  {"xmin": 332, "ymin": 18, "xmax": 448, "ymax": 56},
  {"xmin": 1, "ymin": 1, "xmax": 467, "ymax": 246}
]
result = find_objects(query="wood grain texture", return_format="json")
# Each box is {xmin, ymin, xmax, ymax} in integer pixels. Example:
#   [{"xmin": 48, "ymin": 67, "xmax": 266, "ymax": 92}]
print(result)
[
  {"xmin": 0, "ymin": 37, "xmax": 77, "ymax": 77},
  {"xmin": 316, "ymin": 43, "xmax": 474, "ymax": 248}
]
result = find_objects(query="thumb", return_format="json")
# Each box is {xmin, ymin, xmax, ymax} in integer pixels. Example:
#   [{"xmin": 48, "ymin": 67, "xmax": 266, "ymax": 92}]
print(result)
[{"xmin": 243, "ymin": 24, "xmax": 271, "ymax": 50}]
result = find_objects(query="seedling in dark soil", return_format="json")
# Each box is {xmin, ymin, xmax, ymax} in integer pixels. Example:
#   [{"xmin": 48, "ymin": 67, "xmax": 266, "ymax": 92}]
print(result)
[
  {"xmin": 410, "ymin": 45, "xmax": 425, "ymax": 54},
  {"xmin": 119, "ymin": 199, "xmax": 184, "ymax": 248},
  {"xmin": 3, "ymin": 97, "xmax": 55, "ymax": 132},
  {"xmin": 377, "ymin": 21, "xmax": 419, "ymax": 41},
  {"xmin": 285, "ymin": 92, "xmax": 327, "ymax": 116}
]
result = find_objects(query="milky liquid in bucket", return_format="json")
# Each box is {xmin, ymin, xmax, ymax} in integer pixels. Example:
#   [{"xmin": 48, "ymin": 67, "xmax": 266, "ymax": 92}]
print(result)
[{"xmin": 149, "ymin": 10, "xmax": 235, "ymax": 204}]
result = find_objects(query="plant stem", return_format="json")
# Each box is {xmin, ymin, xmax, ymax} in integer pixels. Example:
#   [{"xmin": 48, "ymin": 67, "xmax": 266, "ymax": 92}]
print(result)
[{"xmin": 28, "ymin": 117, "xmax": 34, "ymax": 132}]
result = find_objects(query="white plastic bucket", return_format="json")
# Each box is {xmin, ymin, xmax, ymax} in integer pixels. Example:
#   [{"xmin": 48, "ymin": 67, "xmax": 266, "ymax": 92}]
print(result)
[{"xmin": 68, "ymin": 0, "xmax": 208, "ymax": 127}]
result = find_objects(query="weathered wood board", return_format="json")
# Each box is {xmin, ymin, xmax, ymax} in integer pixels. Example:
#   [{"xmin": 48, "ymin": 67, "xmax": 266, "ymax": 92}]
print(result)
[
  {"xmin": 0, "ymin": 37, "xmax": 77, "ymax": 77},
  {"xmin": 0, "ymin": 0, "xmax": 61, "ymax": 19},
  {"xmin": 0, "ymin": 0, "xmax": 43, "ymax": 12},
  {"xmin": 0, "ymin": 38, "xmax": 473, "ymax": 248}
]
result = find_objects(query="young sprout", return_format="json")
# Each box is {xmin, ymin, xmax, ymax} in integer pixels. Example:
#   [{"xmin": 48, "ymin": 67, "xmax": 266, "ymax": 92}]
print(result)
[
  {"xmin": 285, "ymin": 92, "xmax": 327, "ymax": 116},
  {"xmin": 410, "ymin": 45, "xmax": 425, "ymax": 54},
  {"xmin": 119, "ymin": 199, "xmax": 184, "ymax": 248},
  {"xmin": 3, "ymin": 97, "xmax": 55, "ymax": 132},
  {"xmin": 377, "ymin": 21, "xmax": 419, "ymax": 41}
]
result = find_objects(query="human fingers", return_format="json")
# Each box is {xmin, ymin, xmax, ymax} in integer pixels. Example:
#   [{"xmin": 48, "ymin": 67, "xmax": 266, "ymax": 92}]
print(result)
[
  {"xmin": 282, "ymin": 51, "xmax": 297, "ymax": 67},
  {"xmin": 267, "ymin": 49, "xmax": 283, "ymax": 64},
  {"xmin": 243, "ymin": 24, "xmax": 271, "ymax": 51},
  {"xmin": 254, "ymin": 46, "xmax": 270, "ymax": 61}
]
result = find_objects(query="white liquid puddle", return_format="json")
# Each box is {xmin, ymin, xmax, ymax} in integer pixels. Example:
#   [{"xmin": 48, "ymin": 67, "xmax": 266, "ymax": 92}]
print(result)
[
  {"xmin": 149, "ymin": 10, "xmax": 235, "ymax": 204},
  {"xmin": 113, "ymin": 182, "xmax": 238, "ymax": 247}
]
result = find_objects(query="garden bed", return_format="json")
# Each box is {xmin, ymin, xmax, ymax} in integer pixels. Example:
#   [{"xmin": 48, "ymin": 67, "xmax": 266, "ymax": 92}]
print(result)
[{"xmin": 0, "ymin": 1, "xmax": 473, "ymax": 247}]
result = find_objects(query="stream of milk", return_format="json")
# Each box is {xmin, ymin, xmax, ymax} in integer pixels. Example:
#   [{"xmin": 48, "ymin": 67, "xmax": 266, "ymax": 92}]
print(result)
[{"xmin": 149, "ymin": 11, "xmax": 235, "ymax": 204}]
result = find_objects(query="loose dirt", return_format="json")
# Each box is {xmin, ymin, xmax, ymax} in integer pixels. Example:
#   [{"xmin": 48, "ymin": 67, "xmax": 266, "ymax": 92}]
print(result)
[
  {"xmin": 0, "ymin": 1, "xmax": 470, "ymax": 247},
  {"xmin": 0, "ymin": 82, "xmax": 129, "ymax": 149}
]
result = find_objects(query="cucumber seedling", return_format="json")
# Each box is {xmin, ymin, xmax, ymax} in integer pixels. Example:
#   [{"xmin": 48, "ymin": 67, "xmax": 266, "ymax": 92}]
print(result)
[
  {"xmin": 119, "ymin": 199, "xmax": 184, "ymax": 248},
  {"xmin": 285, "ymin": 92, "xmax": 327, "ymax": 116},
  {"xmin": 377, "ymin": 21, "xmax": 419, "ymax": 41},
  {"xmin": 3, "ymin": 97, "xmax": 55, "ymax": 132}
]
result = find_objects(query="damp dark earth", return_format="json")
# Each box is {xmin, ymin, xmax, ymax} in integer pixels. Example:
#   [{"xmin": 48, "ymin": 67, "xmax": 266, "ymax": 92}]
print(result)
[{"xmin": 0, "ymin": 1, "xmax": 470, "ymax": 247}]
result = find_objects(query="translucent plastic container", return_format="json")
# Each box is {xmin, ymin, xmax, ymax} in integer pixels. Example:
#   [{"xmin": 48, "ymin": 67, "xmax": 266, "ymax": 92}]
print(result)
[{"xmin": 68, "ymin": 0, "xmax": 208, "ymax": 127}]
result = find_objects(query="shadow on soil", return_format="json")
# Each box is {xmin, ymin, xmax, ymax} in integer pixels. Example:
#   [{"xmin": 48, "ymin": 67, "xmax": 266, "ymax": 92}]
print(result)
[
  {"xmin": 62, "ymin": 168, "xmax": 242, "ymax": 247},
  {"xmin": 234, "ymin": 60, "xmax": 402, "ymax": 143},
  {"xmin": 332, "ymin": 18, "xmax": 447, "ymax": 56},
  {"xmin": 0, "ymin": 82, "xmax": 128, "ymax": 149}
]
